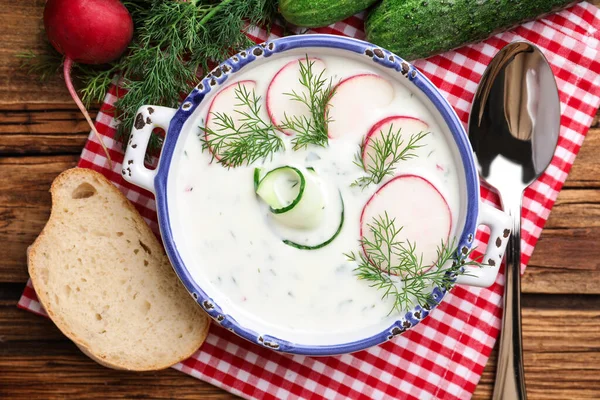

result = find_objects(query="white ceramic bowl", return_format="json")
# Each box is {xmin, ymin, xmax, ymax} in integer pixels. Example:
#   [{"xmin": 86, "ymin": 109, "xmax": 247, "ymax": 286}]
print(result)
[{"xmin": 122, "ymin": 35, "xmax": 511, "ymax": 355}]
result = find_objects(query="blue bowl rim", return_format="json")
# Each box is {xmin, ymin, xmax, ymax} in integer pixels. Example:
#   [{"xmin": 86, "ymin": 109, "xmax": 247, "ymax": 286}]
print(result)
[{"xmin": 152, "ymin": 34, "xmax": 480, "ymax": 356}]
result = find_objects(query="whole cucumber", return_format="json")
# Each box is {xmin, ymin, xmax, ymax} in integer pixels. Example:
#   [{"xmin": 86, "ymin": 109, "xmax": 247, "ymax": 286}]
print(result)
[
  {"xmin": 365, "ymin": 0, "xmax": 575, "ymax": 60},
  {"xmin": 279, "ymin": 0, "xmax": 379, "ymax": 28}
]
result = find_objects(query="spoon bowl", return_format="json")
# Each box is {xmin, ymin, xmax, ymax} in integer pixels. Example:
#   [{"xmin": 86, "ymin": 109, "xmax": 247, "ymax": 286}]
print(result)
[
  {"xmin": 468, "ymin": 41, "xmax": 561, "ymax": 400},
  {"xmin": 470, "ymin": 41, "xmax": 560, "ymax": 202}
]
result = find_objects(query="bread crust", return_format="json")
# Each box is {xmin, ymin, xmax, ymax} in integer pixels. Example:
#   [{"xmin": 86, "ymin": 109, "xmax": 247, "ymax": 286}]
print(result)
[{"xmin": 28, "ymin": 168, "xmax": 210, "ymax": 371}]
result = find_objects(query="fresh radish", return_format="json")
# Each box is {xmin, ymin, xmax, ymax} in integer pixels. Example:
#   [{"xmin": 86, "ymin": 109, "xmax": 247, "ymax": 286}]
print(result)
[
  {"xmin": 44, "ymin": 0, "xmax": 134, "ymax": 167},
  {"xmin": 266, "ymin": 58, "xmax": 326, "ymax": 135},
  {"xmin": 362, "ymin": 116, "xmax": 429, "ymax": 170},
  {"xmin": 327, "ymin": 74, "xmax": 394, "ymax": 139},
  {"xmin": 360, "ymin": 175, "xmax": 452, "ymax": 273},
  {"xmin": 204, "ymin": 80, "xmax": 257, "ymax": 161}
]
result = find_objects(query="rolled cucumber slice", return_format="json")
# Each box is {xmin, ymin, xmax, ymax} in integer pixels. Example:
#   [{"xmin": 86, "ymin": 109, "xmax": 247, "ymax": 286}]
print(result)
[
  {"xmin": 255, "ymin": 166, "xmax": 345, "ymax": 249},
  {"xmin": 256, "ymin": 166, "xmax": 324, "ymax": 229}
]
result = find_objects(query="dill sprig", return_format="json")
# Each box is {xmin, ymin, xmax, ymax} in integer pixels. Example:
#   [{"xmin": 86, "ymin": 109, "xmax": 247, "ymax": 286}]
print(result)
[
  {"xmin": 16, "ymin": 50, "xmax": 64, "ymax": 81},
  {"xmin": 345, "ymin": 212, "xmax": 484, "ymax": 314},
  {"xmin": 200, "ymin": 83, "xmax": 283, "ymax": 168},
  {"xmin": 114, "ymin": 0, "xmax": 277, "ymax": 150},
  {"xmin": 279, "ymin": 57, "xmax": 337, "ymax": 150},
  {"xmin": 19, "ymin": 0, "xmax": 278, "ymax": 154},
  {"xmin": 351, "ymin": 126, "xmax": 429, "ymax": 189}
]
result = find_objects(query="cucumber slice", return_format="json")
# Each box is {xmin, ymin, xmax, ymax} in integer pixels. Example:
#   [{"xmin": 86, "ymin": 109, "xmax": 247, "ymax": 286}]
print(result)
[
  {"xmin": 283, "ymin": 191, "xmax": 344, "ymax": 250},
  {"xmin": 253, "ymin": 167, "xmax": 262, "ymax": 191},
  {"xmin": 256, "ymin": 166, "xmax": 324, "ymax": 229}
]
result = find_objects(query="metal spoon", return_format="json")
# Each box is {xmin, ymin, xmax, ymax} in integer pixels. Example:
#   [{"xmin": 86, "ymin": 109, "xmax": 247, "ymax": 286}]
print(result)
[{"xmin": 468, "ymin": 42, "xmax": 561, "ymax": 400}]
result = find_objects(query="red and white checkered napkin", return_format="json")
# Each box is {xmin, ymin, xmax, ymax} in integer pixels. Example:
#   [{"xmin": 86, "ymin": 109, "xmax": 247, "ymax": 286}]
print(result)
[{"xmin": 19, "ymin": 3, "xmax": 600, "ymax": 399}]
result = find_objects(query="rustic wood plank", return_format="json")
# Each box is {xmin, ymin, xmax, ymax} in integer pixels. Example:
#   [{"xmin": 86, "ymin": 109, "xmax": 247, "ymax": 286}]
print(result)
[
  {"xmin": 0, "ymin": 134, "xmax": 87, "ymax": 155},
  {"xmin": 0, "ymin": 105, "xmax": 93, "ymax": 155},
  {"xmin": 0, "ymin": 156, "xmax": 78, "ymax": 283},
  {"xmin": 518, "ymin": 116, "xmax": 600, "ymax": 294},
  {"xmin": 0, "ymin": 1, "xmax": 73, "ymax": 105},
  {"xmin": 566, "ymin": 116, "xmax": 600, "ymax": 188},
  {"xmin": 0, "ymin": 107, "xmax": 91, "ymax": 134},
  {"xmin": 524, "ymin": 184, "xmax": 600, "ymax": 293},
  {"xmin": 477, "ymin": 348, "xmax": 600, "ymax": 400},
  {"xmin": 0, "ymin": 354, "xmax": 235, "ymax": 399},
  {"xmin": 0, "ymin": 300, "xmax": 235, "ymax": 399},
  {"xmin": 0, "ymin": 297, "xmax": 63, "ymax": 342},
  {"xmin": 474, "ymin": 295, "xmax": 600, "ymax": 400},
  {"xmin": 525, "ymin": 227, "xmax": 600, "ymax": 294}
]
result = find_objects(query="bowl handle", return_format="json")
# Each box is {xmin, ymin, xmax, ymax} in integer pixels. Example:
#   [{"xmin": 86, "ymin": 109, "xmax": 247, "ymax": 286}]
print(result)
[
  {"xmin": 121, "ymin": 106, "xmax": 176, "ymax": 193},
  {"xmin": 455, "ymin": 202, "xmax": 512, "ymax": 288}
]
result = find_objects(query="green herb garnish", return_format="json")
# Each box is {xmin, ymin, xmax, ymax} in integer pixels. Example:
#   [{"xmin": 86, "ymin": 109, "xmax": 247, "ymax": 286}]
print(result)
[
  {"xmin": 279, "ymin": 57, "xmax": 337, "ymax": 150},
  {"xmin": 199, "ymin": 56, "xmax": 336, "ymax": 167},
  {"xmin": 200, "ymin": 83, "xmax": 284, "ymax": 168},
  {"xmin": 351, "ymin": 126, "xmax": 429, "ymax": 189},
  {"xmin": 16, "ymin": 50, "xmax": 64, "ymax": 81},
  {"xmin": 345, "ymin": 212, "xmax": 484, "ymax": 314}
]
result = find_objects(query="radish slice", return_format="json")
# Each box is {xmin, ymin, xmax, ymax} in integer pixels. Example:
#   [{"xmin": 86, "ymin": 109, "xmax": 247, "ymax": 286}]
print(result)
[
  {"xmin": 327, "ymin": 74, "xmax": 394, "ymax": 139},
  {"xmin": 360, "ymin": 175, "xmax": 452, "ymax": 273},
  {"xmin": 266, "ymin": 58, "xmax": 326, "ymax": 135},
  {"xmin": 204, "ymin": 80, "xmax": 256, "ymax": 160},
  {"xmin": 362, "ymin": 116, "xmax": 429, "ymax": 170}
]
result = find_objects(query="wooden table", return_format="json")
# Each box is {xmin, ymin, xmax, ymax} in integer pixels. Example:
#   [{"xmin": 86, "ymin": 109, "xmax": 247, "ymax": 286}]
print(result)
[{"xmin": 1, "ymin": 1, "xmax": 599, "ymax": 399}]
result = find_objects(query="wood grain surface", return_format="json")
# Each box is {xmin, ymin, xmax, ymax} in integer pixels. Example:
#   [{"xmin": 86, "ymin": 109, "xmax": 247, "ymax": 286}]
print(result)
[{"xmin": 1, "ymin": 1, "xmax": 599, "ymax": 399}]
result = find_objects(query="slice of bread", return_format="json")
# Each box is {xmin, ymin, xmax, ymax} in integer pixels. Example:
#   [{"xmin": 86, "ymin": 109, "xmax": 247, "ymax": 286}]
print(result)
[{"xmin": 28, "ymin": 168, "xmax": 210, "ymax": 371}]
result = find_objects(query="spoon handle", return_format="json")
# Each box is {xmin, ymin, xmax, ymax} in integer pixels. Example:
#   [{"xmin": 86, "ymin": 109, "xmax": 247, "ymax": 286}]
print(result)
[{"xmin": 492, "ymin": 211, "xmax": 527, "ymax": 400}]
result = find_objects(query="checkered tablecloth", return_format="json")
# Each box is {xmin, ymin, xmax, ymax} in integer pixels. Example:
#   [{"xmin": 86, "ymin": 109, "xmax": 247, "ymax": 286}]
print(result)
[{"xmin": 19, "ymin": 3, "xmax": 600, "ymax": 399}]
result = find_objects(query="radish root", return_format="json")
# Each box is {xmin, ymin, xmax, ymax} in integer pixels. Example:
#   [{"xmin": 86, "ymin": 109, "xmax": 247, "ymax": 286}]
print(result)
[{"xmin": 63, "ymin": 58, "xmax": 113, "ymax": 169}]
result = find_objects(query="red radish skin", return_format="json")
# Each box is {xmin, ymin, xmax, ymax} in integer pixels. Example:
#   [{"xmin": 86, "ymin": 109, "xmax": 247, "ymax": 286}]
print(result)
[
  {"xmin": 266, "ymin": 58, "xmax": 326, "ymax": 136},
  {"xmin": 204, "ymin": 80, "xmax": 257, "ymax": 162},
  {"xmin": 44, "ymin": 0, "xmax": 134, "ymax": 167},
  {"xmin": 44, "ymin": 0, "xmax": 133, "ymax": 64},
  {"xmin": 327, "ymin": 74, "xmax": 394, "ymax": 139},
  {"xmin": 360, "ymin": 174, "xmax": 452, "ymax": 275},
  {"xmin": 361, "ymin": 116, "xmax": 429, "ymax": 170}
]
